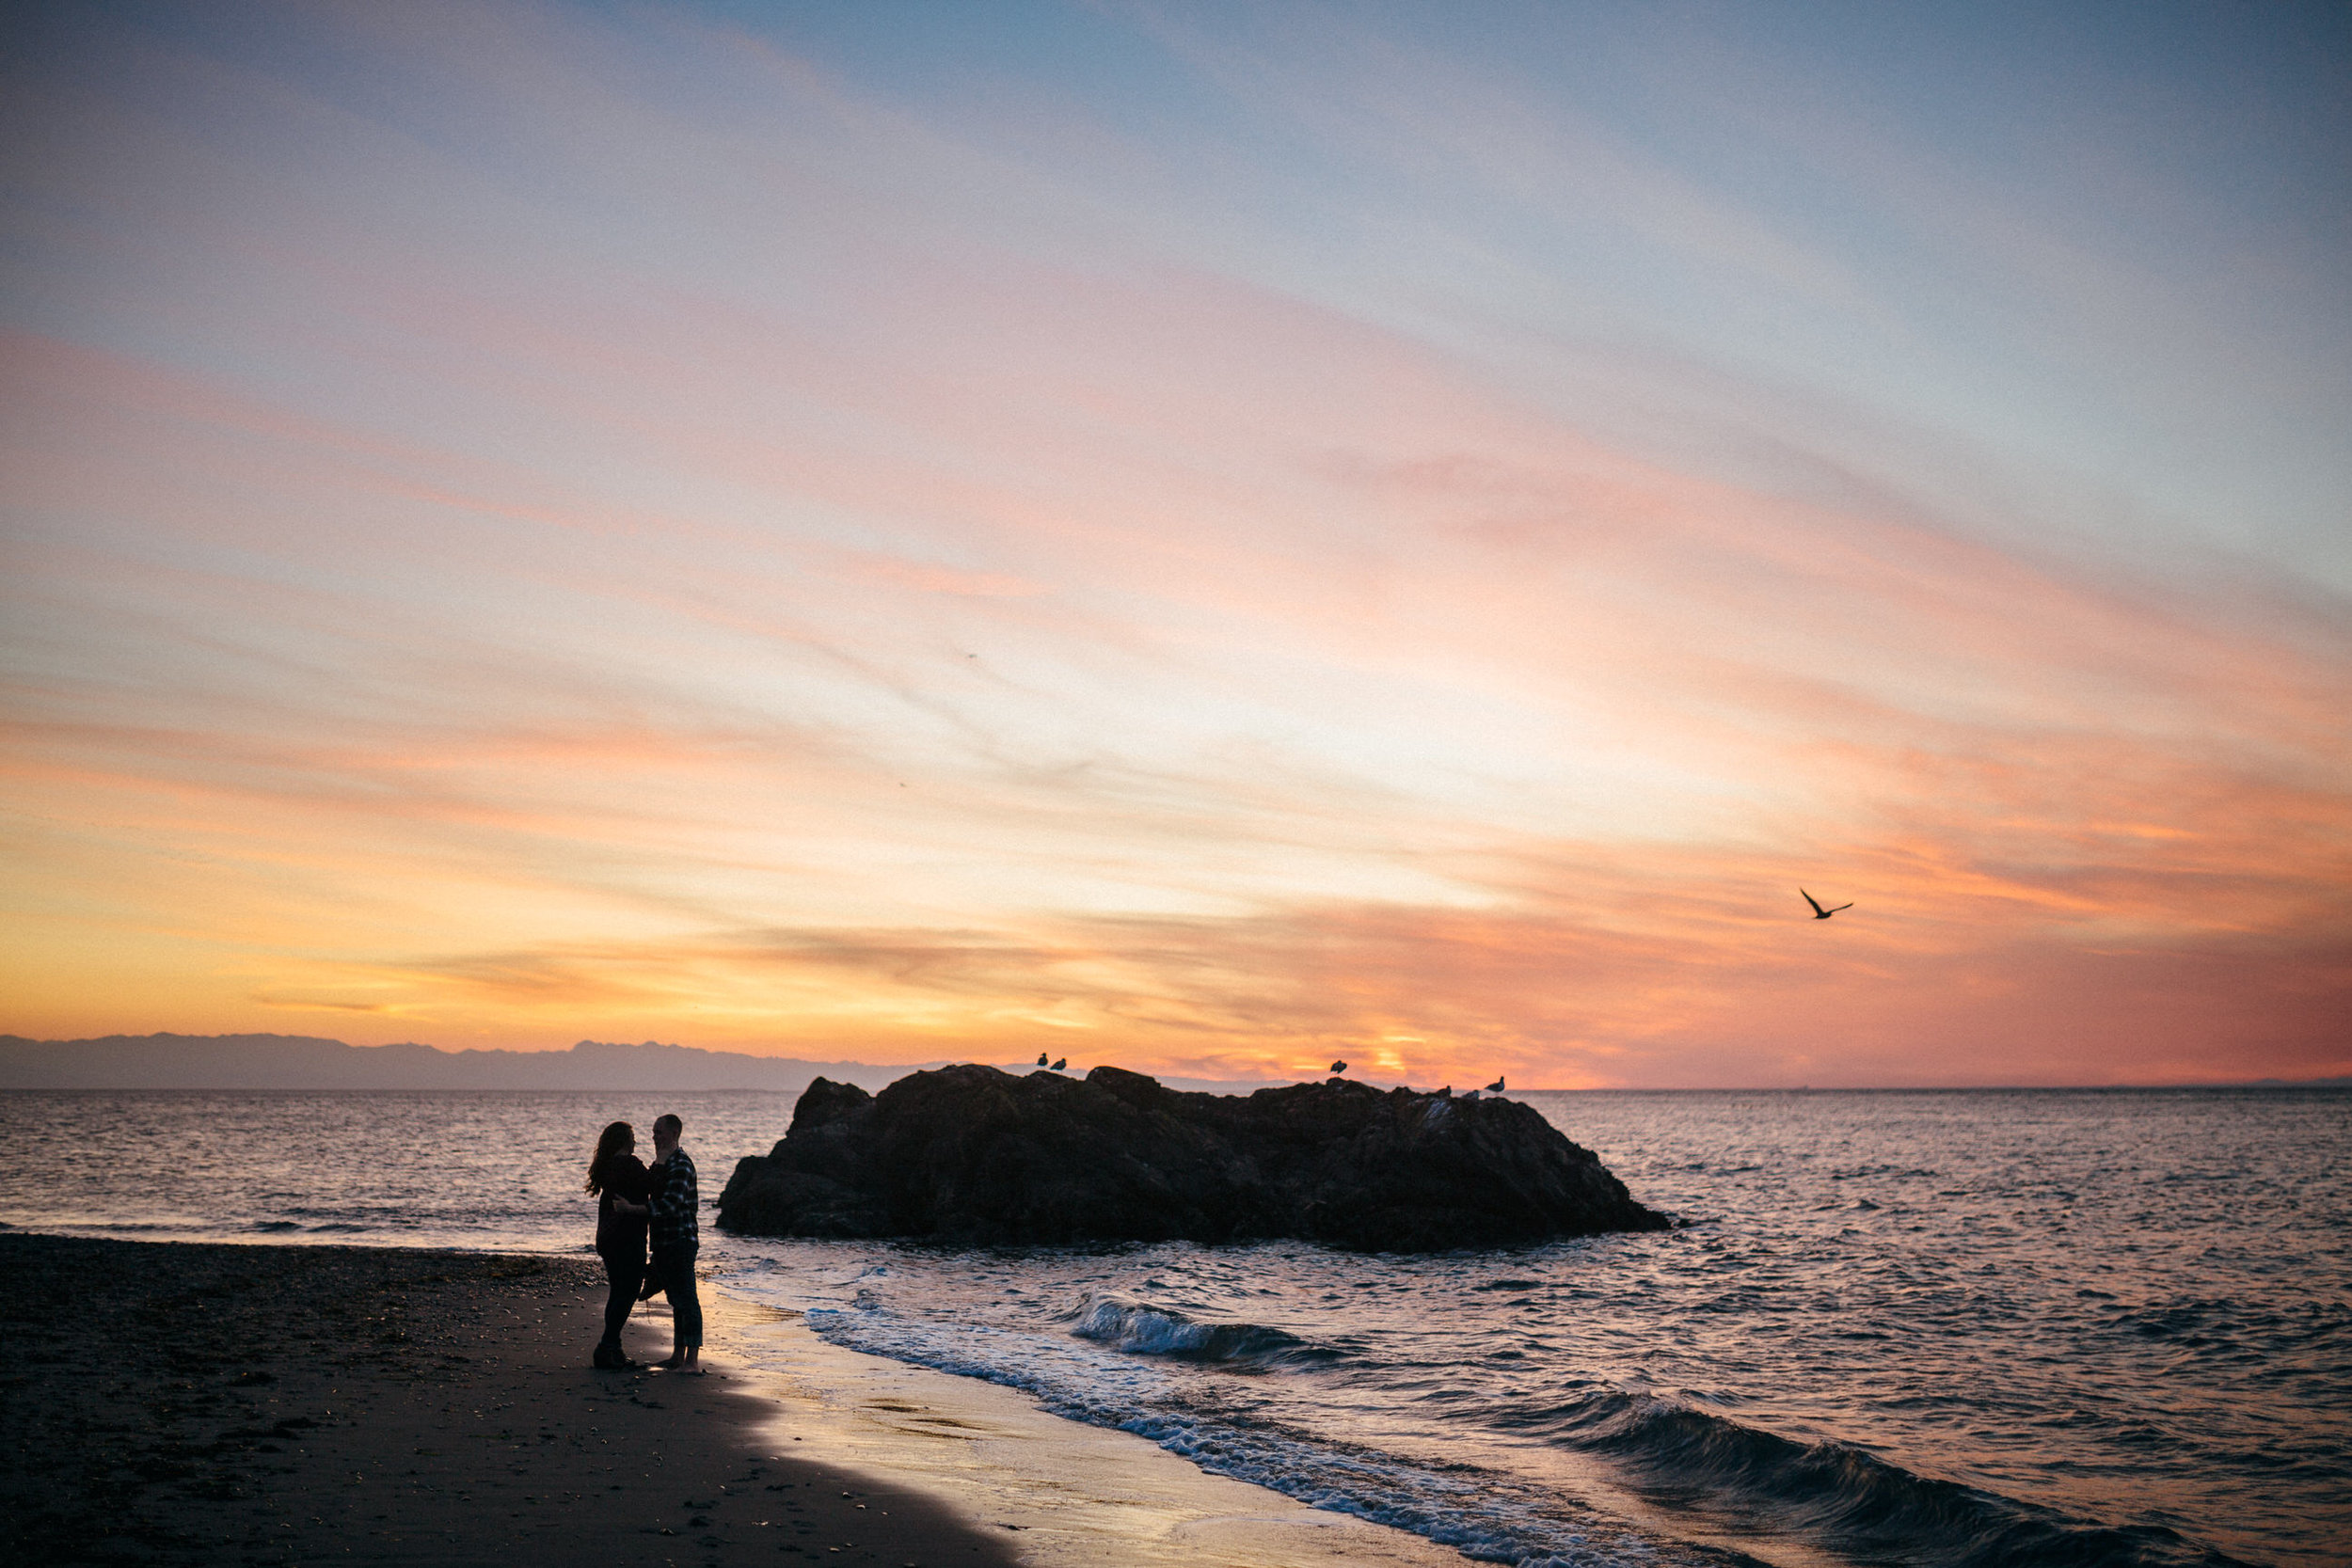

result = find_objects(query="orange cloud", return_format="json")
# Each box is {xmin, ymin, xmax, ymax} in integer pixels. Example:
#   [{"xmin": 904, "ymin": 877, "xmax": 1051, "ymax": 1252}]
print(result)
[{"xmin": 5, "ymin": 14, "xmax": 2346, "ymax": 1081}]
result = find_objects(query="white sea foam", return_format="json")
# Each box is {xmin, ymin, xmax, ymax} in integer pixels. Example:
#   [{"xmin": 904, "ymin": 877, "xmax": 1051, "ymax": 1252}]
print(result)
[{"xmin": 713, "ymin": 1265, "xmax": 1692, "ymax": 1568}]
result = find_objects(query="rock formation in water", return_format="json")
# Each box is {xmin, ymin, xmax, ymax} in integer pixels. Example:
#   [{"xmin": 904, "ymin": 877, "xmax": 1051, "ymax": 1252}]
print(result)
[{"xmin": 715, "ymin": 1064, "xmax": 1668, "ymax": 1250}]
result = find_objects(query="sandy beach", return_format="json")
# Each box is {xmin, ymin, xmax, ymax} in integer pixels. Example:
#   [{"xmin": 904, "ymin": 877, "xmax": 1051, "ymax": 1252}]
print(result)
[
  {"xmin": 0, "ymin": 1235, "xmax": 1467, "ymax": 1568},
  {"xmin": 0, "ymin": 1235, "xmax": 1023, "ymax": 1567}
]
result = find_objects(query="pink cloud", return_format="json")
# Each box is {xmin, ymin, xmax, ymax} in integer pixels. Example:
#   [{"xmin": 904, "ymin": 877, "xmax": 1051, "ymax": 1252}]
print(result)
[{"xmin": 5, "ymin": 10, "xmax": 2346, "ymax": 1080}]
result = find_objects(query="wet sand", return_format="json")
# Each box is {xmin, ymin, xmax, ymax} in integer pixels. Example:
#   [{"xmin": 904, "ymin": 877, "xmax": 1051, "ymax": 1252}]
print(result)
[
  {"xmin": 0, "ymin": 1235, "xmax": 1022, "ymax": 1567},
  {"xmin": 702, "ymin": 1289, "xmax": 1469, "ymax": 1568}
]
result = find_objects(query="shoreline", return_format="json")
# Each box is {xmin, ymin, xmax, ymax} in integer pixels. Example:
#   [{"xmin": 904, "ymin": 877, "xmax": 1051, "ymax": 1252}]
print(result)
[
  {"xmin": 697, "ymin": 1285, "xmax": 1470, "ymax": 1568},
  {"xmin": 0, "ymin": 1233, "xmax": 1474, "ymax": 1568}
]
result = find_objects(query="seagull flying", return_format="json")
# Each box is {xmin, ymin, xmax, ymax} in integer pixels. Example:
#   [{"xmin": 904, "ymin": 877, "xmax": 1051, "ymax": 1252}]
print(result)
[
  {"xmin": 1800, "ymin": 889, "xmax": 1853, "ymax": 920},
  {"xmin": 1330, "ymin": 1060, "xmax": 1347, "ymax": 1074}
]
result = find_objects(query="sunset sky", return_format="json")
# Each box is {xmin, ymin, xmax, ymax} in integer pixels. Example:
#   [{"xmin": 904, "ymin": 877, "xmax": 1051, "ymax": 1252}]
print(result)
[{"xmin": 4, "ymin": 1, "xmax": 2347, "ymax": 1086}]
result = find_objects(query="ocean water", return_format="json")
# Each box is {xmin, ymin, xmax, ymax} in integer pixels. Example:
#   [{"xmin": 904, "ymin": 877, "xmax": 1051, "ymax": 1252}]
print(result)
[{"xmin": 4, "ymin": 1086, "xmax": 2344, "ymax": 1568}]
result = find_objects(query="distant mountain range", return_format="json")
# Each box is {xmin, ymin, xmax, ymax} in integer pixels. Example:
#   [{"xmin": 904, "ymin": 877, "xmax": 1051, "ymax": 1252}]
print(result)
[
  {"xmin": 0, "ymin": 1033, "xmax": 1280, "ymax": 1094},
  {"xmin": 0, "ymin": 1034, "xmax": 903, "ymax": 1090},
  {"xmin": 2, "ymin": 1035, "xmax": 2340, "ymax": 1092}
]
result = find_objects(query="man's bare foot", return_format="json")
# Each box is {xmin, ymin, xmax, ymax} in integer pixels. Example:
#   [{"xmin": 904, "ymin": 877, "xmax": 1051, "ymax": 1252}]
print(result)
[{"xmin": 656, "ymin": 1354, "xmax": 687, "ymax": 1370}]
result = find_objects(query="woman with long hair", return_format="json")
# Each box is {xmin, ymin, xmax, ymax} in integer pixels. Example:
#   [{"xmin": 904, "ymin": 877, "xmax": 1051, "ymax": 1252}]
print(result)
[{"xmin": 585, "ymin": 1120, "xmax": 651, "ymax": 1370}]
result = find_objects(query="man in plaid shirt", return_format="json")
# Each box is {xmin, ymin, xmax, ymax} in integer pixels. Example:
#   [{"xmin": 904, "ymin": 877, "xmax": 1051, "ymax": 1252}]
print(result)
[{"xmin": 647, "ymin": 1112, "xmax": 702, "ymax": 1371}]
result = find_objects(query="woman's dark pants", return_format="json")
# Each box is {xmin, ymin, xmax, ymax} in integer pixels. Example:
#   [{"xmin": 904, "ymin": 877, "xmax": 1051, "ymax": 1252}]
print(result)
[
  {"xmin": 597, "ymin": 1251, "xmax": 644, "ymax": 1354},
  {"xmin": 652, "ymin": 1245, "xmax": 703, "ymax": 1349}
]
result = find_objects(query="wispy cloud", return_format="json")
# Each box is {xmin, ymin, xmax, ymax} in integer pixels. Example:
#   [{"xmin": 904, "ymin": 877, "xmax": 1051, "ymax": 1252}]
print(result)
[{"xmin": 3, "ymin": 2, "xmax": 2344, "ymax": 1078}]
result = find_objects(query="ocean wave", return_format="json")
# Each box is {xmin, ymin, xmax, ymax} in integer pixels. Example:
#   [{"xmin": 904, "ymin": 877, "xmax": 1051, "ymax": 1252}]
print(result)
[
  {"xmin": 1066, "ymin": 1294, "xmax": 1327, "ymax": 1367},
  {"xmin": 1539, "ymin": 1391, "xmax": 2250, "ymax": 1568},
  {"xmin": 789, "ymin": 1290, "xmax": 1710, "ymax": 1568},
  {"xmin": 757, "ymin": 1241, "xmax": 2296, "ymax": 1568},
  {"xmin": 798, "ymin": 1285, "xmax": 2252, "ymax": 1568}
]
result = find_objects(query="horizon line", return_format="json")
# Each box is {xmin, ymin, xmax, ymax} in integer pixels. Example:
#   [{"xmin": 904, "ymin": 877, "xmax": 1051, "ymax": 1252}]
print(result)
[{"xmin": 3, "ymin": 1032, "xmax": 2344, "ymax": 1093}]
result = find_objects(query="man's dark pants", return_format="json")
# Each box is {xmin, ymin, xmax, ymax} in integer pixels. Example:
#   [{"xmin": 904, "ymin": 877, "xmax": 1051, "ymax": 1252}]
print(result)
[{"xmin": 651, "ymin": 1245, "xmax": 702, "ymax": 1349}]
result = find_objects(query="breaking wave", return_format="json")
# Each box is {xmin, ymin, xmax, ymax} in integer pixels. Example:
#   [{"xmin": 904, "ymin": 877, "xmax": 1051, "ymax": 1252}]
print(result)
[{"xmin": 1066, "ymin": 1294, "xmax": 1328, "ymax": 1367}]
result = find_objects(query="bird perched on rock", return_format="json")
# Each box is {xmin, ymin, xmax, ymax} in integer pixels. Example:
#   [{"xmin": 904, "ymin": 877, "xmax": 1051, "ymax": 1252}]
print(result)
[
  {"xmin": 1800, "ymin": 889, "xmax": 1853, "ymax": 920},
  {"xmin": 1051, "ymin": 1057, "xmax": 1068, "ymax": 1070},
  {"xmin": 1036, "ymin": 1052, "xmax": 1049, "ymax": 1067},
  {"xmin": 1486, "ymin": 1077, "xmax": 1505, "ymax": 1093},
  {"xmin": 1330, "ymin": 1060, "xmax": 1347, "ymax": 1074}
]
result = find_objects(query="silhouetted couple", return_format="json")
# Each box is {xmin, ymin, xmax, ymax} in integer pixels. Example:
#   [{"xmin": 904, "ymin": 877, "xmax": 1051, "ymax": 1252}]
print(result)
[{"xmin": 584, "ymin": 1113, "xmax": 701, "ymax": 1371}]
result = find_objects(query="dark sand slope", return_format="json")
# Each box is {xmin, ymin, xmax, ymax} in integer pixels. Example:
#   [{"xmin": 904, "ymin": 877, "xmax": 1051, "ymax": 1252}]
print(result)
[{"xmin": 0, "ymin": 1236, "xmax": 1021, "ymax": 1568}]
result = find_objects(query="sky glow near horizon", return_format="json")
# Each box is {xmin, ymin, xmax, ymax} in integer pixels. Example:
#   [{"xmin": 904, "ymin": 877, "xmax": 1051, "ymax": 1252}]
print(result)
[{"xmin": 3, "ymin": 0, "xmax": 2347, "ymax": 1086}]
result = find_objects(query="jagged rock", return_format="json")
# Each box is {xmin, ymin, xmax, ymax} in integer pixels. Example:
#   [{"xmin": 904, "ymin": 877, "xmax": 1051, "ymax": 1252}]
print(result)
[{"xmin": 716, "ymin": 1064, "xmax": 1667, "ymax": 1250}]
